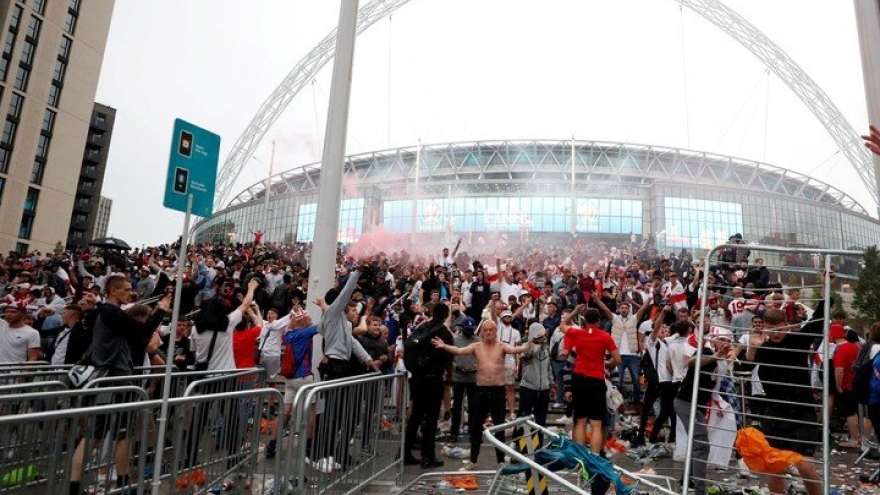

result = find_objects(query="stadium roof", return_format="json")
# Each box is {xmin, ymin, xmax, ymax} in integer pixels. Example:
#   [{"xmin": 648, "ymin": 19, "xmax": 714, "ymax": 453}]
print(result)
[{"xmin": 228, "ymin": 140, "xmax": 868, "ymax": 217}]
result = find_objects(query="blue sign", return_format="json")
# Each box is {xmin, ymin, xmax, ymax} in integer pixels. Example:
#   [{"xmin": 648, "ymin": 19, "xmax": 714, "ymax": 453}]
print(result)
[{"xmin": 163, "ymin": 118, "xmax": 220, "ymax": 217}]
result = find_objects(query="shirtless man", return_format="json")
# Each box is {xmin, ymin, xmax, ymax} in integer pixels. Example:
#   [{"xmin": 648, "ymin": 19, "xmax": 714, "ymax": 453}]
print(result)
[{"xmin": 433, "ymin": 320, "xmax": 534, "ymax": 468}]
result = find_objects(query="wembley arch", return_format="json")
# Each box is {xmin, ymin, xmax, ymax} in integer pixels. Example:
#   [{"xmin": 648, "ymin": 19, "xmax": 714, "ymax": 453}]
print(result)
[{"xmin": 213, "ymin": 0, "xmax": 877, "ymax": 212}]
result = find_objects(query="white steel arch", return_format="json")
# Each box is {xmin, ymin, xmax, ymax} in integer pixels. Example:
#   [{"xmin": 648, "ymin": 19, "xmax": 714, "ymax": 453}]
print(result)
[{"xmin": 214, "ymin": 0, "xmax": 877, "ymax": 212}]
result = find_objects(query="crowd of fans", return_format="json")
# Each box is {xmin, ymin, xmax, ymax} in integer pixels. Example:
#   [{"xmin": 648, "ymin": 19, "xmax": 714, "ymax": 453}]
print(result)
[{"xmin": 0, "ymin": 227, "xmax": 869, "ymax": 495}]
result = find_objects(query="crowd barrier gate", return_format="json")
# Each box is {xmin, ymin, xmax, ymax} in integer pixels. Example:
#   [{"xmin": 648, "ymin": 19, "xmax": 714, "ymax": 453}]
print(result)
[
  {"xmin": 284, "ymin": 371, "xmax": 407, "ymax": 494},
  {"xmin": 684, "ymin": 243, "xmax": 863, "ymax": 495}
]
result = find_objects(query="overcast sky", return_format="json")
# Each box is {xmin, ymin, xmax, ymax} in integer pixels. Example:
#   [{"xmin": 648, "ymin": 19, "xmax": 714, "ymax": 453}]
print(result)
[{"xmin": 95, "ymin": 0, "xmax": 871, "ymax": 248}]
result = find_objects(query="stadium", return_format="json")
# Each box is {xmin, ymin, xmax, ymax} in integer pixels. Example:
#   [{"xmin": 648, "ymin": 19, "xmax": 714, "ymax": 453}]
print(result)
[{"xmin": 192, "ymin": 139, "xmax": 880, "ymax": 266}]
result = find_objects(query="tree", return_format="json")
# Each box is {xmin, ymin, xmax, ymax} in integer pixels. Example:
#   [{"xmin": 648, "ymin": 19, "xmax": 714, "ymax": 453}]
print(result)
[
  {"xmin": 54, "ymin": 241, "xmax": 64, "ymax": 255},
  {"xmin": 854, "ymin": 246, "xmax": 880, "ymax": 323}
]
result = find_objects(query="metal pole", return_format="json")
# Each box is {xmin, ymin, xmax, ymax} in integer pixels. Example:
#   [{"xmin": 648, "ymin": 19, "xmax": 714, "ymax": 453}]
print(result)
[
  {"xmin": 570, "ymin": 137, "xmax": 576, "ymax": 236},
  {"xmin": 306, "ymin": 0, "xmax": 360, "ymax": 366},
  {"xmin": 821, "ymin": 254, "xmax": 832, "ymax": 493},
  {"xmin": 411, "ymin": 139, "xmax": 421, "ymax": 245},
  {"xmin": 262, "ymin": 140, "xmax": 276, "ymax": 242},
  {"xmin": 854, "ymin": 0, "xmax": 880, "ymax": 215},
  {"xmin": 151, "ymin": 193, "xmax": 191, "ymax": 495}
]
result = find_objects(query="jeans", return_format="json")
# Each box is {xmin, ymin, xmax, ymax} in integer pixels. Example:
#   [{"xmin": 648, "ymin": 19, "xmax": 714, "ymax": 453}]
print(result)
[
  {"xmin": 551, "ymin": 360, "xmax": 567, "ymax": 403},
  {"xmin": 616, "ymin": 354, "xmax": 641, "ymax": 403},
  {"xmin": 469, "ymin": 386, "xmax": 506, "ymax": 464},
  {"xmin": 519, "ymin": 387, "xmax": 550, "ymax": 427},
  {"xmin": 405, "ymin": 375, "xmax": 445, "ymax": 461},
  {"xmin": 451, "ymin": 381, "xmax": 476, "ymax": 437},
  {"xmin": 674, "ymin": 398, "xmax": 709, "ymax": 495}
]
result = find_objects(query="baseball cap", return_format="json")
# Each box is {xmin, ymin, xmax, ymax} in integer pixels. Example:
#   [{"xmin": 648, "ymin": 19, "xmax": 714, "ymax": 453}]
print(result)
[
  {"xmin": 829, "ymin": 323, "xmax": 846, "ymax": 340},
  {"xmin": 500, "ymin": 310, "xmax": 513, "ymax": 318}
]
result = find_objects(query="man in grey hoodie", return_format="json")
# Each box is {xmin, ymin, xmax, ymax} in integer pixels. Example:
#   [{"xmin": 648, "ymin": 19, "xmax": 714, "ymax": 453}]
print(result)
[{"xmin": 518, "ymin": 322, "xmax": 552, "ymax": 427}]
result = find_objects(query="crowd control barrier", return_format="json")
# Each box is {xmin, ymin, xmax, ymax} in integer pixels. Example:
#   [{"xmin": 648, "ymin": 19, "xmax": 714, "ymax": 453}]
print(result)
[
  {"xmin": 683, "ymin": 244, "xmax": 863, "ymax": 495},
  {"xmin": 0, "ymin": 387, "xmax": 281, "ymax": 495},
  {"xmin": 284, "ymin": 371, "xmax": 407, "ymax": 494}
]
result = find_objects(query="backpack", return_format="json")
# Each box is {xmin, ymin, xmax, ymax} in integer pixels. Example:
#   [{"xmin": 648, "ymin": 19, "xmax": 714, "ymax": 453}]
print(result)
[
  {"xmin": 403, "ymin": 321, "xmax": 443, "ymax": 375},
  {"xmin": 852, "ymin": 342, "xmax": 875, "ymax": 405},
  {"xmin": 193, "ymin": 295, "xmax": 230, "ymax": 333}
]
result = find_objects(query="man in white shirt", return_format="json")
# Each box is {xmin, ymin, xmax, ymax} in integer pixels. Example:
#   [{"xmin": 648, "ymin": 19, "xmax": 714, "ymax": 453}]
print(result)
[
  {"xmin": 595, "ymin": 296, "xmax": 643, "ymax": 407},
  {"xmin": 0, "ymin": 302, "xmax": 41, "ymax": 363}
]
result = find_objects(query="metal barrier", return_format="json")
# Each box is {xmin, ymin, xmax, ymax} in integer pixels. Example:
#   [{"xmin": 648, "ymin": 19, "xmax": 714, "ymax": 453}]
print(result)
[
  {"xmin": 284, "ymin": 372, "xmax": 407, "ymax": 494},
  {"xmin": 0, "ymin": 380, "xmax": 67, "ymax": 395},
  {"xmin": 481, "ymin": 416, "xmax": 678, "ymax": 494},
  {"xmin": 683, "ymin": 244, "xmax": 862, "ymax": 495},
  {"xmin": 84, "ymin": 368, "xmax": 265, "ymax": 400},
  {"xmin": 0, "ymin": 386, "xmax": 149, "ymax": 494},
  {"xmin": 0, "ymin": 369, "xmax": 71, "ymax": 387},
  {"xmin": 0, "ymin": 387, "xmax": 281, "ymax": 495}
]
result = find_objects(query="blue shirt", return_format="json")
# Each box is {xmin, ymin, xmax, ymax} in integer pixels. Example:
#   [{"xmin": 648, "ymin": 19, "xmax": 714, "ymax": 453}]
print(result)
[
  {"xmin": 283, "ymin": 325, "xmax": 318, "ymax": 379},
  {"xmin": 870, "ymin": 352, "xmax": 880, "ymax": 406}
]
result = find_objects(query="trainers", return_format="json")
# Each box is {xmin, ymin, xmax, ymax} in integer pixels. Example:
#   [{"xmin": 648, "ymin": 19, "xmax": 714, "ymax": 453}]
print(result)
[
  {"xmin": 837, "ymin": 439, "xmax": 860, "ymax": 449},
  {"xmin": 738, "ymin": 458, "xmax": 757, "ymax": 479},
  {"xmin": 646, "ymin": 443, "xmax": 670, "ymax": 459},
  {"xmin": 310, "ymin": 457, "xmax": 341, "ymax": 473},
  {"xmin": 460, "ymin": 461, "xmax": 476, "ymax": 471}
]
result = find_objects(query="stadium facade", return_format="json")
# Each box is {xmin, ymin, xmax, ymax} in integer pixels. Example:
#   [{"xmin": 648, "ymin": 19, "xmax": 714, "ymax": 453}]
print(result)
[{"xmin": 193, "ymin": 139, "xmax": 880, "ymax": 261}]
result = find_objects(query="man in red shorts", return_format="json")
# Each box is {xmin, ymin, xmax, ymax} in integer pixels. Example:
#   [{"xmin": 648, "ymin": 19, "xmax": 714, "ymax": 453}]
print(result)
[{"xmin": 559, "ymin": 304, "xmax": 621, "ymax": 454}]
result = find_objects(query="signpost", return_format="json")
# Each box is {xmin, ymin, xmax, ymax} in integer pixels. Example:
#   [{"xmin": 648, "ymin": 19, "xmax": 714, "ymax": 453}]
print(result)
[{"xmin": 153, "ymin": 119, "xmax": 220, "ymax": 495}]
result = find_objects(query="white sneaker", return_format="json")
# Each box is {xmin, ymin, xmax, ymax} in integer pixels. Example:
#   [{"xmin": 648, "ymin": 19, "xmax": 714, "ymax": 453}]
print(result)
[
  {"xmin": 310, "ymin": 457, "xmax": 341, "ymax": 473},
  {"xmin": 738, "ymin": 458, "xmax": 758, "ymax": 479},
  {"xmin": 460, "ymin": 461, "xmax": 476, "ymax": 471}
]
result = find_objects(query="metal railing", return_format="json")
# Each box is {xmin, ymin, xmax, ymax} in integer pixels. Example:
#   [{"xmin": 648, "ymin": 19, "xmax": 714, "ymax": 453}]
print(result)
[
  {"xmin": 0, "ymin": 387, "xmax": 281, "ymax": 495},
  {"xmin": 683, "ymin": 243, "xmax": 863, "ymax": 495},
  {"xmin": 285, "ymin": 372, "xmax": 407, "ymax": 494}
]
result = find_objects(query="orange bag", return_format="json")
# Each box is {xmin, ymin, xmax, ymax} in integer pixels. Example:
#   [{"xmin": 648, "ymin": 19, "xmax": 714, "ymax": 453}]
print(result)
[
  {"xmin": 734, "ymin": 427, "xmax": 803, "ymax": 475},
  {"xmin": 445, "ymin": 474, "xmax": 479, "ymax": 490}
]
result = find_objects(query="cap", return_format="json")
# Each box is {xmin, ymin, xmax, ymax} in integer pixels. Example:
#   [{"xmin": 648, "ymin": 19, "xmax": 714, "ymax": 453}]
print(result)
[
  {"xmin": 829, "ymin": 323, "xmax": 846, "ymax": 340},
  {"xmin": 500, "ymin": 310, "xmax": 513, "ymax": 318},
  {"xmin": 16, "ymin": 283, "xmax": 30, "ymax": 290},
  {"xmin": 5, "ymin": 300, "xmax": 27, "ymax": 312},
  {"xmin": 729, "ymin": 233, "xmax": 743, "ymax": 240},
  {"xmin": 709, "ymin": 326, "xmax": 733, "ymax": 341},
  {"xmin": 527, "ymin": 322, "xmax": 544, "ymax": 340}
]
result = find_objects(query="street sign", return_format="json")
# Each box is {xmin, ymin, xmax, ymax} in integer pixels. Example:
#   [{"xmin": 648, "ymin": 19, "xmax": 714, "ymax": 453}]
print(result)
[{"xmin": 163, "ymin": 118, "xmax": 220, "ymax": 217}]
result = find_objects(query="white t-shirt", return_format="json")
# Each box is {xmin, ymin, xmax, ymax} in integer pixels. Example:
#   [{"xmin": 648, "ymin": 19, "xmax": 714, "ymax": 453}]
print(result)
[
  {"xmin": 738, "ymin": 333, "xmax": 765, "ymax": 396},
  {"xmin": 193, "ymin": 309, "xmax": 242, "ymax": 372},
  {"xmin": 497, "ymin": 323, "xmax": 521, "ymax": 367},
  {"xmin": 666, "ymin": 334, "xmax": 692, "ymax": 383},
  {"xmin": 0, "ymin": 322, "xmax": 40, "ymax": 364},
  {"xmin": 645, "ymin": 334, "xmax": 672, "ymax": 383},
  {"xmin": 51, "ymin": 327, "xmax": 73, "ymax": 365}
]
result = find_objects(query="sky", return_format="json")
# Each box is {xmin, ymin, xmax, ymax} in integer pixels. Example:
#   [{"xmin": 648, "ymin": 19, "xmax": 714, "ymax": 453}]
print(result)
[{"xmin": 95, "ymin": 0, "xmax": 872, "ymax": 248}]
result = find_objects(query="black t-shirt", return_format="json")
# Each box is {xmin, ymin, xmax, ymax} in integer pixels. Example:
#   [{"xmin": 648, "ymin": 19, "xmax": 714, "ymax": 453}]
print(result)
[
  {"xmin": 413, "ymin": 323, "xmax": 454, "ymax": 379},
  {"xmin": 676, "ymin": 346, "xmax": 718, "ymax": 407},
  {"xmin": 754, "ymin": 331, "xmax": 814, "ymax": 408}
]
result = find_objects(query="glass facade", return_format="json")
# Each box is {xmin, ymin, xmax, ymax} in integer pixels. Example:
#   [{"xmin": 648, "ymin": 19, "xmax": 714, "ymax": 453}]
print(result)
[
  {"xmin": 382, "ymin": 197, "xmax": 641, "ymax": 234},
  {"xmin": 193, "ymin": 143, "xmax": 880, "ymax": 260}
]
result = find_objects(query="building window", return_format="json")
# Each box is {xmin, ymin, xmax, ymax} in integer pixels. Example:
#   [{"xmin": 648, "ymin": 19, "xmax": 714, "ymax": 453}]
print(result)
[
  {"xmin": 15, "ymin": 242, "xmax": 28, "ymax": 254},
  {"xmin": 25, "ymin": 15, "xmax": 40, "ymax": 40},
  {"xmin": 76, "ymin": 195, "xmax": 89, "ymax": 209},
  {"xmin": 32, "ymin": 0, "xmax": 46, "ymax": 15},
  {"xmin": 8, "ymin": 92, "xmax": 24, "ymax": 119},
  {"xmin": 20, "ymin": 40, "xmax": 34, "ymax": 65},
  {"xmin": 29, "ymin": 159, "xmax": 43, "ymax": 184},
  {"xmin": 24, "ymin": 187, "xmax": 38, "ymax": 212},
  {"xmin": 47, "ymin": 82, "xmax": 60, "ymax": 107},
  {"xmin": 64, "ymin": 0, "xmax": 80, "ymax": 35},
  {"xmin": 0, "ymin": 147, "xmax": 10, "ymax": 174},
  {"xmin": 86, "ymin": 145, "xmax": 100, "ymax": 160},
  {"xmin": 41, "ymin": 109, "xmax": 54, "ymax": 133},
  {"xmin": 84, "ymin": 163, "xmax": 96, "ymax": 175},
  {"xmin": 81, "ymin": 178, "xmax": 93, "ymax": 191},
  {"xmin": 95, "ymin": 112, "xmax": 106, "ymax": 125},
  {"xmin": 3, "ymin": 119, "xmax": 18, "ymax": 145},
  {"xmin": 58, "ymin": 36, "xmax": 71, "ymax": 59},
  {"xmin": 53, "ymin": 59, "xmax": 65, "ymax": 81},
  {"xmin": 10, "ymin": 5, "xmax": 23, "ymax": 31},
  {"xmin": 13, "ymin": 64, "xmax": 29, "ymax": 91},
  {"xmin": 19, "ymin": 188, "xmax": 39, "ymax": 239},
  {"xmin": 0, "ymin": 177, "xmax": 5, "ymax": 205},
  {"xmin": 74, "ymin": 213, "xmax": 87, "ymax": 224}
]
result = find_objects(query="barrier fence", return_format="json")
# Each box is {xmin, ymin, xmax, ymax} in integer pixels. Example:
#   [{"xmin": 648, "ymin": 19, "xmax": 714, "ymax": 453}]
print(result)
[
  {"xmin": 284, "ymin": 371, "xmax": 407, "ymax": 494},
  {"xmin": 683, "ymin": 244, "xmax": 863, "ymax": 495},
  {"xmin": 0, "ymin": 365, "xmax": 401, "ymax": 495}
]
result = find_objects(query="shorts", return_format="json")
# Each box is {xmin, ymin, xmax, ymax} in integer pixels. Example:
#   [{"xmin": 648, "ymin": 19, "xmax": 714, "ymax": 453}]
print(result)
[
  {"xmin": 764, "ymin": 404, "xmax": 820, "ymax": 456},
  {"xmin": 259, "ymin": 356, "xmax": 281, "ymax": 380},
  {"xmin": 836, "ymin": 391, "xmax": 858, "ymax": 417},
  {"xmin": 571, "ymin": 374, "xmax": 607, "ymax": 421},
  {"xmin": 504, "ymin": 363, "xmax": 517, "ymax": 386},
  {"xmin": 283, "ymin": 374, "xmax": 315, "ymax": 404}
]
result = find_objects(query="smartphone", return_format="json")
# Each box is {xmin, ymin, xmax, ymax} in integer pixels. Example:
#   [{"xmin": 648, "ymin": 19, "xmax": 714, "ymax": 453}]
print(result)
[
  {"xmin": 173, "ymin": 167, "xmax": 189, "ymax": 194},
  {"xmin": 178, "ymin": 130, "xmax": 193, "ymax": 157}
]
